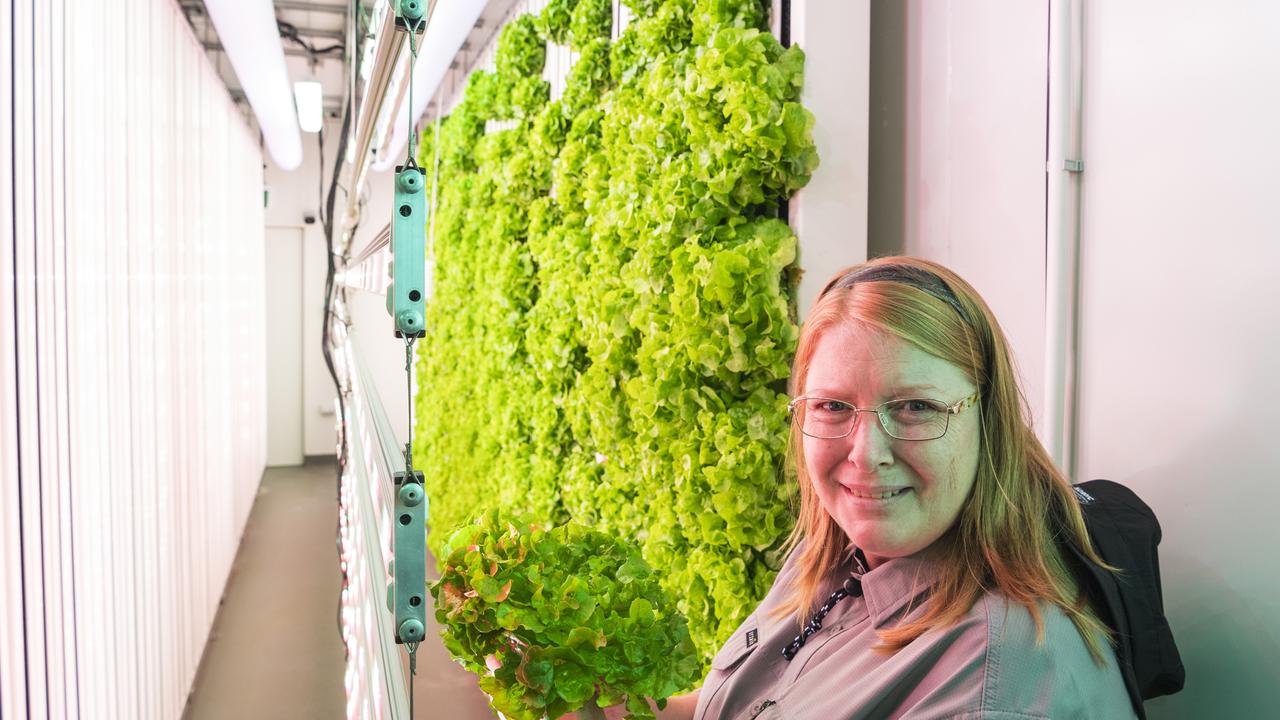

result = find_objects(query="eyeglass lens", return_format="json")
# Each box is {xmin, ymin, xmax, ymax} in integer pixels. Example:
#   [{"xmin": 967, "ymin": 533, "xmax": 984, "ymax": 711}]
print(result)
[{"xmin": 796, "ymin": 398, "xmax": 950, "ymax": 440}]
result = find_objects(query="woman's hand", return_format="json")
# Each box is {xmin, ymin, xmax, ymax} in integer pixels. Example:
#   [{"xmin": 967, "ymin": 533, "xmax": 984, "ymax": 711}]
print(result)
[
  {"xmin": 556, "ymin": 691, "xmax": 699, "ymax": 720},
  {"xmin": 556, "ymin": 704, "xmax": 626, "ymax": 720}
]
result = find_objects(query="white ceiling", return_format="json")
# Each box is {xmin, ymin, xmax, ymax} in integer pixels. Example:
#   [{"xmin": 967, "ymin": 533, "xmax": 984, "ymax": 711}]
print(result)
[{"xmin": 179, "ymin": 0, "xmax": 353, "ymax": 118}]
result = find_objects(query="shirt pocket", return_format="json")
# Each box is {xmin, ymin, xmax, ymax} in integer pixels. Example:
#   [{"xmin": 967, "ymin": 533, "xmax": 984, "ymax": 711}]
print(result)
[{"xmin": 781, "ymin": 620, "xmax": 854, "ymax": 686}]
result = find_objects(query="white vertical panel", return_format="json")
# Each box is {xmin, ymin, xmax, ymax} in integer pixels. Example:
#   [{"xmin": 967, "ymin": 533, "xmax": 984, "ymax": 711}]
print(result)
[
  {"xmin": 40, "ymin": 0, "xmax": 73, "ymax": 716},
  {"xmin": 124, "ymin": 0, "xmax": 143, "ymax": 715},
  {"xmin": 161, "ymin": 6, "xmax": 184, "ymax": 710},
  {"xmin": 136, "ymin": 2, "xmax": 159, "ymax": 715},
  {"xmin": 66, "ymin": 0, "xmax": 103, "ymax": 712},
  {"xmin": 790, "ymin": 0, "xmax": 871, "ymax": 318},
  {"xmin": 113, "ymin": 0, "xmax": 136, "ymax": 711},
  {"xmin": 184, "ymin": 25, "xmax": 204, "ymax": 697},
  {"xmin": 53, "ymin": 0, "xmax": 80, "ymax": 704},
  {"xmin": 183, "ymin": 17, "xmax": 202, "ymax": 700},
  {"xmin": 173, "ymin": 10, "xmax": 195, "ymax": 699},
  {"xmin": 35, "ymin": 0, "xmax": 61, "ymax": 716},
  {"xmin": 154, "ymin": 7, "xmax": 177, "ymax": 714},
  {"xmin": 0, "ymin": 0, "xmax": 269, "ymax": 715},
  {"xmin": 0, "ymin": 0, "xmax": 26, "ymax": 717},
  {"xmin": 1, "ymin": 0, "xmax": 31, "ymax": 714},
  {"xmin": 14, "ymin": 1, "xmax": 50, "ymax": 719}
]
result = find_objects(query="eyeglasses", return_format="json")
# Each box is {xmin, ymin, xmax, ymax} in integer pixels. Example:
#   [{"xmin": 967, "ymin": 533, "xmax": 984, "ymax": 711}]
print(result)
[{"xmin": 787, "ymin": 392, "xmax": 980, "ymax": 441}]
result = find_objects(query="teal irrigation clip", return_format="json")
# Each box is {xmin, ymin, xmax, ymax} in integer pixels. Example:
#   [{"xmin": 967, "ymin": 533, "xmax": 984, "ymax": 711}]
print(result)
[
  {"xmin": 387, "ymin": 165, "xmax": 427, "ymax": 338},
  {"xmin": 390, "ymin": 469, "xmax": 427, "ymax": 644},
  {"xmin": 394, "ymin": 0, "xmax": 426, "ymax": 33}
]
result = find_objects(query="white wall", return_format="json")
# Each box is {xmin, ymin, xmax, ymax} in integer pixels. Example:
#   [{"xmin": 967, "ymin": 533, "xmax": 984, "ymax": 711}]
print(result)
[
  {"xmin": 1073, "ymin": 2, "xmax": 1280, "ymax": 716},
  {"xmin": 869, "ymin": 0, "xmax": 1050, "ymax": 427},
  {"xmin": 0, "ymin": 0, "xmax": 268, "ymax": 717},
  {"xmin": 871, "ymin": 0, "xmax": 1280, "ymax": 715}
]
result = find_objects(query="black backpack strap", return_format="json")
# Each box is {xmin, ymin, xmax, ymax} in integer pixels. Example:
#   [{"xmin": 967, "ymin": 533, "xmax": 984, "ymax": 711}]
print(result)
[
  {"xmin": 1068, "ymin": 480, "xmax": 1186, "ymax": 718},
  {"xmin": 1063, "ymin": 485, "xmax": 1144, "ymax": 718}
]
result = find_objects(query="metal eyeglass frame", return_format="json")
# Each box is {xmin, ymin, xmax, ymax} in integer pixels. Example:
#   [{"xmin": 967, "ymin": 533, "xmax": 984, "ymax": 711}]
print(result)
[{"xmin": 787, "ymin": 391, "xmax": 981, "ymax": 441}]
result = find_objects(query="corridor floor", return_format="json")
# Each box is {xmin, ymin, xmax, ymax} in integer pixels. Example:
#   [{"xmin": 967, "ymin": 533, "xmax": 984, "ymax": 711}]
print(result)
[{"xmin": 183, "ymin": 457, "xmax": 495, "ymax": 719}]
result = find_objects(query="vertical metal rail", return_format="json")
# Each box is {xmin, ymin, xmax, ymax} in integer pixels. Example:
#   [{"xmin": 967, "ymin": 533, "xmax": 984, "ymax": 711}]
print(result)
[{"xmin": 1041, "ymin": 0, "xmax": 1085, "ymax": 476}]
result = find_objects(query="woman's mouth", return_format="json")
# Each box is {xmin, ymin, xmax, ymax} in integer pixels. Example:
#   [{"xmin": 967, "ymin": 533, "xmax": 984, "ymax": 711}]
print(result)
[{"xmin": 842, "ymin": 486, "xmax": 912, "ymax": 503}]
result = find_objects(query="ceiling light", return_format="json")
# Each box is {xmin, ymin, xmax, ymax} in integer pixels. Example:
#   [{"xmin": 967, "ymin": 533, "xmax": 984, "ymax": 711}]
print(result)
[{"xmin": 295, "ymin": 81, "xmax": 325, "ymax": 133}]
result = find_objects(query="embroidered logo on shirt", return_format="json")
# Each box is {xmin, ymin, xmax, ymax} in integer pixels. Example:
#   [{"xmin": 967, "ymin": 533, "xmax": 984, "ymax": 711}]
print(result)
[
  {"xmin": 746, "ymin": 629, "xmax": 758, "ymax": 648},
  {"xmin": 1074, "ymin": 486, "xmax": 1096, "ymax": 505}
]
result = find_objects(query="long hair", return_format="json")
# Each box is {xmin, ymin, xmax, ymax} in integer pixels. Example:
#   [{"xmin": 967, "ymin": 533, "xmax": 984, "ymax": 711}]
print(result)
[{"xmin": 772, "ymin": 256, "xmax": 1115, "ymax": 662}]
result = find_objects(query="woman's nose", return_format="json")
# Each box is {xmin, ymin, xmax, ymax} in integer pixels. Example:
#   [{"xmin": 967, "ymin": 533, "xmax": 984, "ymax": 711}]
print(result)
[{"xmin": 846, "ymin": 411, "xmax": 894, "ymax": 469}]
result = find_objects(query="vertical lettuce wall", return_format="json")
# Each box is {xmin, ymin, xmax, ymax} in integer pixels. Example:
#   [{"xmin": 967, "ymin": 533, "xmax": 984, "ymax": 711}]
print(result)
[{"xmin": 414, "ymin": 0, "xmax": 818, "ymax": 659}]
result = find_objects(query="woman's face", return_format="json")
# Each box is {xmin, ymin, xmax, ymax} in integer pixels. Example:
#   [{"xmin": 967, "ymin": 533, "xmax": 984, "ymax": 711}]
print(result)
[{"xmin": 802, "ymin": 322, "xmax": 981, "ymax": 569}]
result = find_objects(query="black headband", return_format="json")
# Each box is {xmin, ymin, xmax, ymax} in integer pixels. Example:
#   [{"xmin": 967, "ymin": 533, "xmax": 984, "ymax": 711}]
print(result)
[{"xmin": 821, "ymin": 264, "xmax": 972, "ymax": 325}]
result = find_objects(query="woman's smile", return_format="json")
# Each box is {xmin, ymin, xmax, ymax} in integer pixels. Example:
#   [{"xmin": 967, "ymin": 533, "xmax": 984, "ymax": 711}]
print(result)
[{"xmin": 840, "ymin": 484, "xmax": 912, "ymax": 504}]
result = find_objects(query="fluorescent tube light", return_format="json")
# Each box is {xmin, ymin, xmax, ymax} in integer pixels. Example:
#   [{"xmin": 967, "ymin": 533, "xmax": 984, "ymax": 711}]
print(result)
[
  {"xmin": 372, "ymin": 0, "xmax": 489, "ymax": 171},
  {"xmin": 370, "ymin": 49, "xmax": 411, "ymax": 156},
  {"xmin": 295, "ymin": 81, "xmax": 325, "ymax": 133},
  {"xmin": 204, "ymin": 0, "xmax": 304, "ymax": 170}
]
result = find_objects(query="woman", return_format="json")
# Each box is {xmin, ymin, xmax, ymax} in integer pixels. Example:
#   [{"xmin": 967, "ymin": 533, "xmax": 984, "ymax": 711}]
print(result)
[{"xmin": 606, "ymin": 257, "xmax": 1134, "ymax": 719}]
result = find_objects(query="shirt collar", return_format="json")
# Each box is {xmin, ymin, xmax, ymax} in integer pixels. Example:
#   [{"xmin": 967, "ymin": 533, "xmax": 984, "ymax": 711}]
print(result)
[{"xmin": 849, "ymin": 551, "xmax": 941, "ymax": 628}]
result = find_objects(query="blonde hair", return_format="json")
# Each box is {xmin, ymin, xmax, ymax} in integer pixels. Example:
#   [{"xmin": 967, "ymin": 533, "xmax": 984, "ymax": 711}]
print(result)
[{"xmin": 773, "ymin": 256, "xmax": 1115, "ymax": 662}]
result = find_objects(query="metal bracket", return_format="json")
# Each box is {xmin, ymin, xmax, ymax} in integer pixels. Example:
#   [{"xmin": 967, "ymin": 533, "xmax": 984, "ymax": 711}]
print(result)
[
  {"xmin": 388, "ymin": 165, "xmax": 427, "ymax": 338},
  {"xmin": 1064, "ymin": 159, "xmax": 1084, "ymax": 173},
  {"xmin": 391, "ymin": 469, "xmax": 427, "ymax": 644}
]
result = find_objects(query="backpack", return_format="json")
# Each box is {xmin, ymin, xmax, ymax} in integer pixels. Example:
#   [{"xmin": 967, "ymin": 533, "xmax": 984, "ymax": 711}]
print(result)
[{"xmin": 1064, "ymin": 480, "xmax": 1186, "ymax": 719}]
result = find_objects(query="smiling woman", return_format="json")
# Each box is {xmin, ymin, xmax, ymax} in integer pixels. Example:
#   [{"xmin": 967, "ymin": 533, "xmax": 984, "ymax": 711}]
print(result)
[
  {"xmin": 794, "ymin": 322, "xmax": 983, "ymax": 571},
  {"xmin": 677, "ymin": 257, "xmax": 1138, "ymax": 720}
]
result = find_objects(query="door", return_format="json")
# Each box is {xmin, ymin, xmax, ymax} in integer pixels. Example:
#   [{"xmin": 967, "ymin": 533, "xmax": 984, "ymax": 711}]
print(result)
[{"xmin": 265, "ymin": 226, "xmax": 304, "ymax": 466}]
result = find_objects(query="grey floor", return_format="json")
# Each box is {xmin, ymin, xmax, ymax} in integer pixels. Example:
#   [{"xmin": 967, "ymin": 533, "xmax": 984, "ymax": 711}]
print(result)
[{"xmin": 184, "ymin": 457, "xmax": 495, "ymax": 719}]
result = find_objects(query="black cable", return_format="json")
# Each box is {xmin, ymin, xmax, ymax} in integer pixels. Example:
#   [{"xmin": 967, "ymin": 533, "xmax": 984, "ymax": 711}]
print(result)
[
  {"xmin": 777, "ymin": 0, "xmax": 791, "ymax": 224},
  {"xmin": 321, "ymin": 12, "xmax": 356, "ymax": 472},
  {"xmin": 319, "ymin": 106, "xmax": 348, "ymax": 476},
  {"xmin": 278, "ymin": 18, "xmax": 346, "ymax": 59},
  {"xmin": 323, "ymin": 98, "xmax": 352, "ymax": 657},
  {"xmin": 322, "ymin": 0, "xmax": 360, "ymax": 657},
  {"xmin": 308, "ymin": 42, "xmax": 346, "ymax": 55},
  {"xmin": 780, "ymin": 0, "xmax": 791, "ymax": 48},
  {"xmin": 319, "ymin": 116, "xmax": 327, "ymax": 233}
]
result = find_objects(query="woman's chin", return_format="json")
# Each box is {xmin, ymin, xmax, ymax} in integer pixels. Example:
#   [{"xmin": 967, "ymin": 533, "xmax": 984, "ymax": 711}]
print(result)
[{"xmin": 841, "ymin": 524, "xmax": 918, "ymax": 565}]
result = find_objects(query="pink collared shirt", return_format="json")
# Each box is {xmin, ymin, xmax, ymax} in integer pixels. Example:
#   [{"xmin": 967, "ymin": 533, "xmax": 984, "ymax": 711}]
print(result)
[{"xmin": 693, "ymin": 542, "xmax": 1135, "ymax": 720}]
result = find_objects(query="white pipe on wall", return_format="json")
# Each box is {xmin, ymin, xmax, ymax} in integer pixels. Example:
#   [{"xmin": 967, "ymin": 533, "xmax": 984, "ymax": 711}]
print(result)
[
  {"xmin": 1041, "ymin": 0, "xmax": 1085, "ymax": 476},
  {"xmin": 203, "ymin": 0, "xmax": 304, "ymax": 170}
]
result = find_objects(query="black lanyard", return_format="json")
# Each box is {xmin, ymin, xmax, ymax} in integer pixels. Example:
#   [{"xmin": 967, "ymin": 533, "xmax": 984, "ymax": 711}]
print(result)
[
  {"xmin": 781, "ymin": 575, "xmax": 863, "ymax": 661},
  {"xmin": 782, "ymin": 549, "xmax": 869, "ymax": 661}
]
